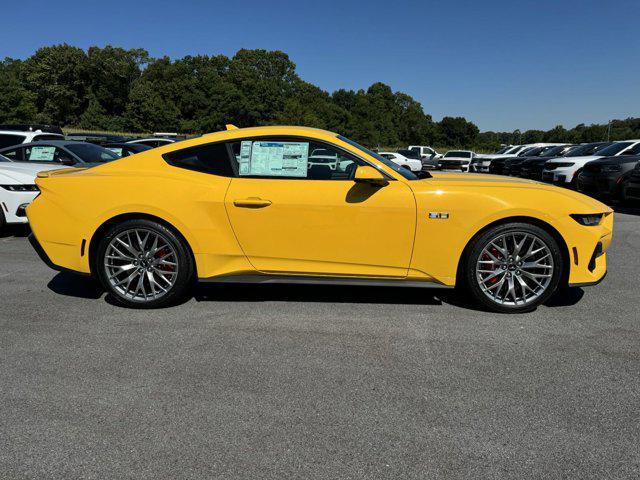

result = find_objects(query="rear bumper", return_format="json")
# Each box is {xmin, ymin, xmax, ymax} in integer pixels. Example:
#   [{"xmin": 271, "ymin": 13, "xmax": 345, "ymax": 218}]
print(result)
[
  {"xmin": 29, "ymin": 233, "xmax": 62, "ymax": 272},
  {"xmin": 28, "ymin": 232, "xmax": 90, "ymax": 276}
]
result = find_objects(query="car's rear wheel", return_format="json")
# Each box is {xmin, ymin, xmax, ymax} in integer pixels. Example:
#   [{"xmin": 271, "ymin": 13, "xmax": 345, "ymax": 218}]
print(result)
[
  {"xmin": 95, "ymin": 219, "xmax": 194, "ymax": 308},
  {"xmin": 0, "ymin": 209, "xmax": 5, "ymax": 236},
  {"xmin": 463, "ymin": 223, "xmax": 564, "ymax": 313}
]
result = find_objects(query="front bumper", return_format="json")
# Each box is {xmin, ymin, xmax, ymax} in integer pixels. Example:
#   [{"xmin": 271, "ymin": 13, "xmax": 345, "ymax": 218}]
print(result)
[
  {"xmin": 438, "ymin": 161, "xmax": 470, "ymax": 172},
  {"xmin": 542, "ymin": 168, "xmax": 573, "ymax": 186},
  {"xmin": 565, "ymin": 213, "xmax": 613, "ymax": 287},
  {"xmin": 577, "ymin": 172, "xmax": 621, "ymax": 197}
]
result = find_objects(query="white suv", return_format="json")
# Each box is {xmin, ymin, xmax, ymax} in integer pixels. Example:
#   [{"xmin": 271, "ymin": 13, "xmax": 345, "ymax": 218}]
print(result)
[
  {"xmin": 438, "ymin": 150, "xmax": 476, "ymax": 172},
  {"xmin": 0, "ymin": 129, "xmax": 64, "ymax": 149},
  {"xmin": 542, "ymin": 140, "xmax": 640, "ymax": 187}
]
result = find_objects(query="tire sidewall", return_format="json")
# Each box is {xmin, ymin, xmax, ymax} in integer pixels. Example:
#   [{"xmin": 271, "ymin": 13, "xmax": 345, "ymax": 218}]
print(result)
[
  {"xmin": 95, "ymin": 219, "xmax": 194, "ymax": 308},
  {"xmin": 464, "ymin": 222, "xmax": 564, "ymax": 313}
]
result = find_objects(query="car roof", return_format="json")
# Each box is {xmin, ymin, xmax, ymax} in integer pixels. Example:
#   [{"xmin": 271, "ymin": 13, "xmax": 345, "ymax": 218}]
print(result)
[
  {"xmin": 105, "ymin": 142, "xmax": 152, "ymax": 149},
  {"xmin": 0, "ymin": 140, "xmax": 87, "ymax": 150},
  {"xmin": 203, "ymin": 125, "xmax": 336, "ymax": 139}
]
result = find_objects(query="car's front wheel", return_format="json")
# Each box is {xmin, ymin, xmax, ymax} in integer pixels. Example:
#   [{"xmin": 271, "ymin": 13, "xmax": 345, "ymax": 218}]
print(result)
[
  {"xmin": 463, "ymin": 222, "xmax": 564, "ymax": 313},
  {"xmin": 95, "ymin": 219, "xmax": 195, "ymax": 308}
]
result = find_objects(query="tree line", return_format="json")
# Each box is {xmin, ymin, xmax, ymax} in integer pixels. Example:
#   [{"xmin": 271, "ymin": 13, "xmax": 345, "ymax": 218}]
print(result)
[{"xmin": 0, "ymin": 44, "xmax": 638, "ymax": 150}]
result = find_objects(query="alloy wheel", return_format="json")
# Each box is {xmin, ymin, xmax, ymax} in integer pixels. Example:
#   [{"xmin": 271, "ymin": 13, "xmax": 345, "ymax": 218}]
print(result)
[
  {"xmin": 103, "ymin": 228, "xmax": 178, "ymax": 302},
  {"xmin": 475, "ymin": 232, "xmax": 554, "ymax": 306}
]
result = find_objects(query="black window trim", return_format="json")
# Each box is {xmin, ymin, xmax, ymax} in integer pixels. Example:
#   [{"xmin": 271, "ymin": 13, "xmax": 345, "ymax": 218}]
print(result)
[{"xmin": 162, "ymin": 135, "xmax": 397, "ymax": 181}]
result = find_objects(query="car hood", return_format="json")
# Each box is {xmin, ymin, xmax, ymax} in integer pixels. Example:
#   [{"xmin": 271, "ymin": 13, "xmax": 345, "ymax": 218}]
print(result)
[
  {"xmin": 417, "ymin": 172, "xmax": 611, "ymax": 212},
  {"xmin": 0, "ymin": 163, "xmax": 71, "ymax": 184},
  {"xmin": 546, "ymin": 155, "xmax": 602, "ymax": 166},
  {"xmin": 586, "ymin": 155, "xmax": 640, "ymax": 166},
  {"xmin": 476, "ymin": 153, "xmax": 520, "ymax": 160}
]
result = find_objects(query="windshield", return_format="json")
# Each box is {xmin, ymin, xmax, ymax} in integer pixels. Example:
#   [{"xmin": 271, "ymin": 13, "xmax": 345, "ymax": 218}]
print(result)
[
  {"xmin": 593, "ymin": 142, "xmax": 633, "ymax": 157},
  {"xmin": 0, "ymin": 154, "xmax": 9, "ymax": 162},
  {"xmin": 505, "ymin": 145, "xmax": 524, "ymax": 154},
  {"xmin": 65, "ymin": 143, "xmax": 120, "ymax": 163},
  {"xmin": 564, "ymin": 142, "xmax": 611, "ymax": 157},
  {"xmin": 520, "ymin": 147, "xmax": 542, "ymax": 156},
  {"xmin": 495, "ymin": 146, "xmax": 510, "ymax": 154},
  {"xmin": 444, "ymin": 151, "xmax": 471, "ymax": 158},
  {"xmin": 540, "ymin": 145, "xmax": 569, "ymax": 157},
  {"xmin": 397, "ymin": 149, "xmax": 421, "ymax": 159},
  {"xmin": 337, "ymin": 135, "xmax": 418, "ymax": 180}
]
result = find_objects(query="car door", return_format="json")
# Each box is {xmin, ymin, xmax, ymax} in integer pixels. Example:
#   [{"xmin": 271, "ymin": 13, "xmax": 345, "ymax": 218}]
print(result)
[{"xmin": 224, "ymin": 137, "xmax": 417, "ymax": 278}]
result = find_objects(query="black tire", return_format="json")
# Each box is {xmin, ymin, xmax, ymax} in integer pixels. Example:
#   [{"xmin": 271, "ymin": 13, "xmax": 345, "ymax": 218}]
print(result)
[
  {"xmin": 95, "ymin": 219, "xmax": 195, "ymax": 308},
  {"xmin": 0, "ymin": 209, "xmax": 5, "ymax": 237},
  {"xmin": 462, "ymin": 222, "xmax": 564, "ymax": 313}
]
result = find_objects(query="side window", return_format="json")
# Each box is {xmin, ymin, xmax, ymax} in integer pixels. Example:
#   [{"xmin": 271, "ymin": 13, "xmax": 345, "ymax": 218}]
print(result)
[
  {"xmin": 163, "ymin": 142, "xmax": 235, "ymax": 177},
  {"xmin": 2, "ymin": 147, "xmax": 23, "ymax": 160},
  {"xmin": 229, "ymin": 138, "xmax": 365, "ymax": 180},
  {"xmin": 625, "ymin": 143, "xmax": 640, "ymax": 155},
  {"xmin": 24, "ymin": 145, "xmax": 58, "ymax": 162},
  {"xmin": 107, "ymin": 147, "xmax": 125, "ymax": 157},
  {"xmin": 0, "ymin": 134, "xmax": 26, "ymax": 148}
]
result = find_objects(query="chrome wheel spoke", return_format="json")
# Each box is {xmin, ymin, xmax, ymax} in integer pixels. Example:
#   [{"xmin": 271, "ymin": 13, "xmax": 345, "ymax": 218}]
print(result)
[
  {"xmin": 104, "ymin": 228, "xmax": 178, "ymax": 302},
  {"xmin": 476, "ymin": 231, "xmax": 554, "ymax": 307}
]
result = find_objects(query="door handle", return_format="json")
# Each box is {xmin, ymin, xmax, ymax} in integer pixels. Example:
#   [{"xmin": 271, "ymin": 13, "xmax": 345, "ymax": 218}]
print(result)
[{"xmin": 233, "ymin": 197, "xmax": 272, "ymax": 208}]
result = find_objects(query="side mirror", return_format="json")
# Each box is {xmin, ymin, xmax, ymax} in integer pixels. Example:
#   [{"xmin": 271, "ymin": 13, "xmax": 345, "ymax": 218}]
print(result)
[
  {"xmin": 59, "ymin": 157, "xmax": 76, "ymax": 166},
  {"xmin": 354, "ymin": 165, "xmax": 388, "ymax": 185}
]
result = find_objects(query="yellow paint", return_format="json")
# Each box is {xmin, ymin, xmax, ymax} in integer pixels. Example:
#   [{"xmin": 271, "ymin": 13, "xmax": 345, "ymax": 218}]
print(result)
[{"xmin": 27, "ymin": 125, "xmax": 613, "ymax": 286}]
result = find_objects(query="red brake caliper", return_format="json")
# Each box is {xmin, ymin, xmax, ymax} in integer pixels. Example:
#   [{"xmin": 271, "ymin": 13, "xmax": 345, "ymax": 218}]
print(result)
[
  {"xmin": 483, "ymin": 246, "xmax": 502, "ymax": 284},
  {"xmin": 155, "ymin": 247, "xmax": 175, "ymax": 272}
]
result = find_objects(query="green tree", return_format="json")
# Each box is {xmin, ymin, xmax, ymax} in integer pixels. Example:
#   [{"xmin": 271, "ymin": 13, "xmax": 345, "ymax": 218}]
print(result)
[
  {"xmin": 125, "ymin": 79, "xmax": 180, "ymax": 132},
  {"xmin": 438, "ymin": 116, "xmax": 479, "ymax": 147},
  {"xmin": 21, "ymin": 44, "xmax": 90, "ymax": 125},
  {"xmin": 0, "ymin": 59, "xmax": 37, "ymax": 123}
]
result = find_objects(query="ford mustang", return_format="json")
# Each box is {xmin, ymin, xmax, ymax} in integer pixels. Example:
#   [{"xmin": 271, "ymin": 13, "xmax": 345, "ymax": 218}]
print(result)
[{"xmin": 27, "ymin": 126, "xmax": 613, "ymax": 313}]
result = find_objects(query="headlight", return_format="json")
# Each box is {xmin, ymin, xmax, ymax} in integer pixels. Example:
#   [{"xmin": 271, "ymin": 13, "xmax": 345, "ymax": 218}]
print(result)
[
  {"xmin": 0, "ymin": 184, "xmax": 39, "ymax": 192},
  {"xmin": 601, "ymin": 165, "xmax": 621, "ymax": 172},
  {"xmin": 570, "ymin": 213, "xmax": 604, "ymax": 226},
  {"xmin": 552, "ymin": 162, "xmax": 575, "ymax": 168}
]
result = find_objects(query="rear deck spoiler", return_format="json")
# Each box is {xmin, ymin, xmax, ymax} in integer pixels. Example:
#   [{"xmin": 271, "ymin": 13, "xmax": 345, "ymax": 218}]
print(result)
[{"xmin": 37, "ymin": 168, "xmax": 87, "ymax": 178}]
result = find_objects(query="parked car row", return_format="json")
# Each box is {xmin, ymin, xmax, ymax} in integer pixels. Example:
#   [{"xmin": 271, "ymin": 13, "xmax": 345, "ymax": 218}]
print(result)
[
  {"xmin": 0, "ymin": 124, "xmax": 180, "ymax": 234},
  {"xmin": 469, "ymin": 139, "xmax": 640, "ymax": 203}
]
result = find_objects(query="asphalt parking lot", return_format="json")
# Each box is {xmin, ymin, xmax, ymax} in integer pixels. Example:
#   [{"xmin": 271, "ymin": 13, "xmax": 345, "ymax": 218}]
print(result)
[{"xmin": 1, "ymin": 211, "xmax": 639, "ymax": 479}]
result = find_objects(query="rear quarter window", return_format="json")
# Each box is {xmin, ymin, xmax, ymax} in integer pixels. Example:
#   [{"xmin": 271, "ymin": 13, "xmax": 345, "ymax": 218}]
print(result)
[{"xmin": 163, "ymin": 142, "xmax": 235, "ymax": 177}]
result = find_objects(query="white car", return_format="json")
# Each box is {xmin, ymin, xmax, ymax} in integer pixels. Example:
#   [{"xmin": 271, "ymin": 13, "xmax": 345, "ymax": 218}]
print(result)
[
  {"xmin": 0, "ymin": 129, "xmax": 64, "ymax": 149},
  {"xmin": 438, "ymin": 150, "xmax": 476, "ymax": 172},
  {"xmin": 407, "ymin": 145, "xmax": 442, "ymax": 160},
  {"xmin": 542, "ymin": 140, "xmax": 640, "ymax": 187},
  {"xmin": 0, "ymin": 157, "xmax": 70, "ymax": 233},
  {"xmin": 378, "ymin": 152, "xmax": 423, "ymax": 172}
]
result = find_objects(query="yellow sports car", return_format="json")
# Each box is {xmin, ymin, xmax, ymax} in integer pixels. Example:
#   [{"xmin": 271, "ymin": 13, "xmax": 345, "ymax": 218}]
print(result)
[{"xmin": 27, "ymin": 126, "xmax": 613, "ymax": 313}]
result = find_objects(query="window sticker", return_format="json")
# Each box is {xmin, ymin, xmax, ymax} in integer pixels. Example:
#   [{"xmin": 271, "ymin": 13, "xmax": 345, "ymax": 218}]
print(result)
[
  {"xmin": 107, "ymin": 148, "xmax": 124, "ymax": 157},
  {"xmin": 28, "ymin": 146, "xmax": 56, "ymax": 161},
  {"xmin": 239, "ymin": 141, "xmax": 309, "ymax": 177}
]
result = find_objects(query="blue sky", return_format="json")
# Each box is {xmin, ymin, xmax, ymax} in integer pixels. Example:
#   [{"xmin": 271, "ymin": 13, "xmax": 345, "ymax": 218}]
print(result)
[{"xmin": 3, "ymin": 0, "xmax": 639, "ymax": 131}]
